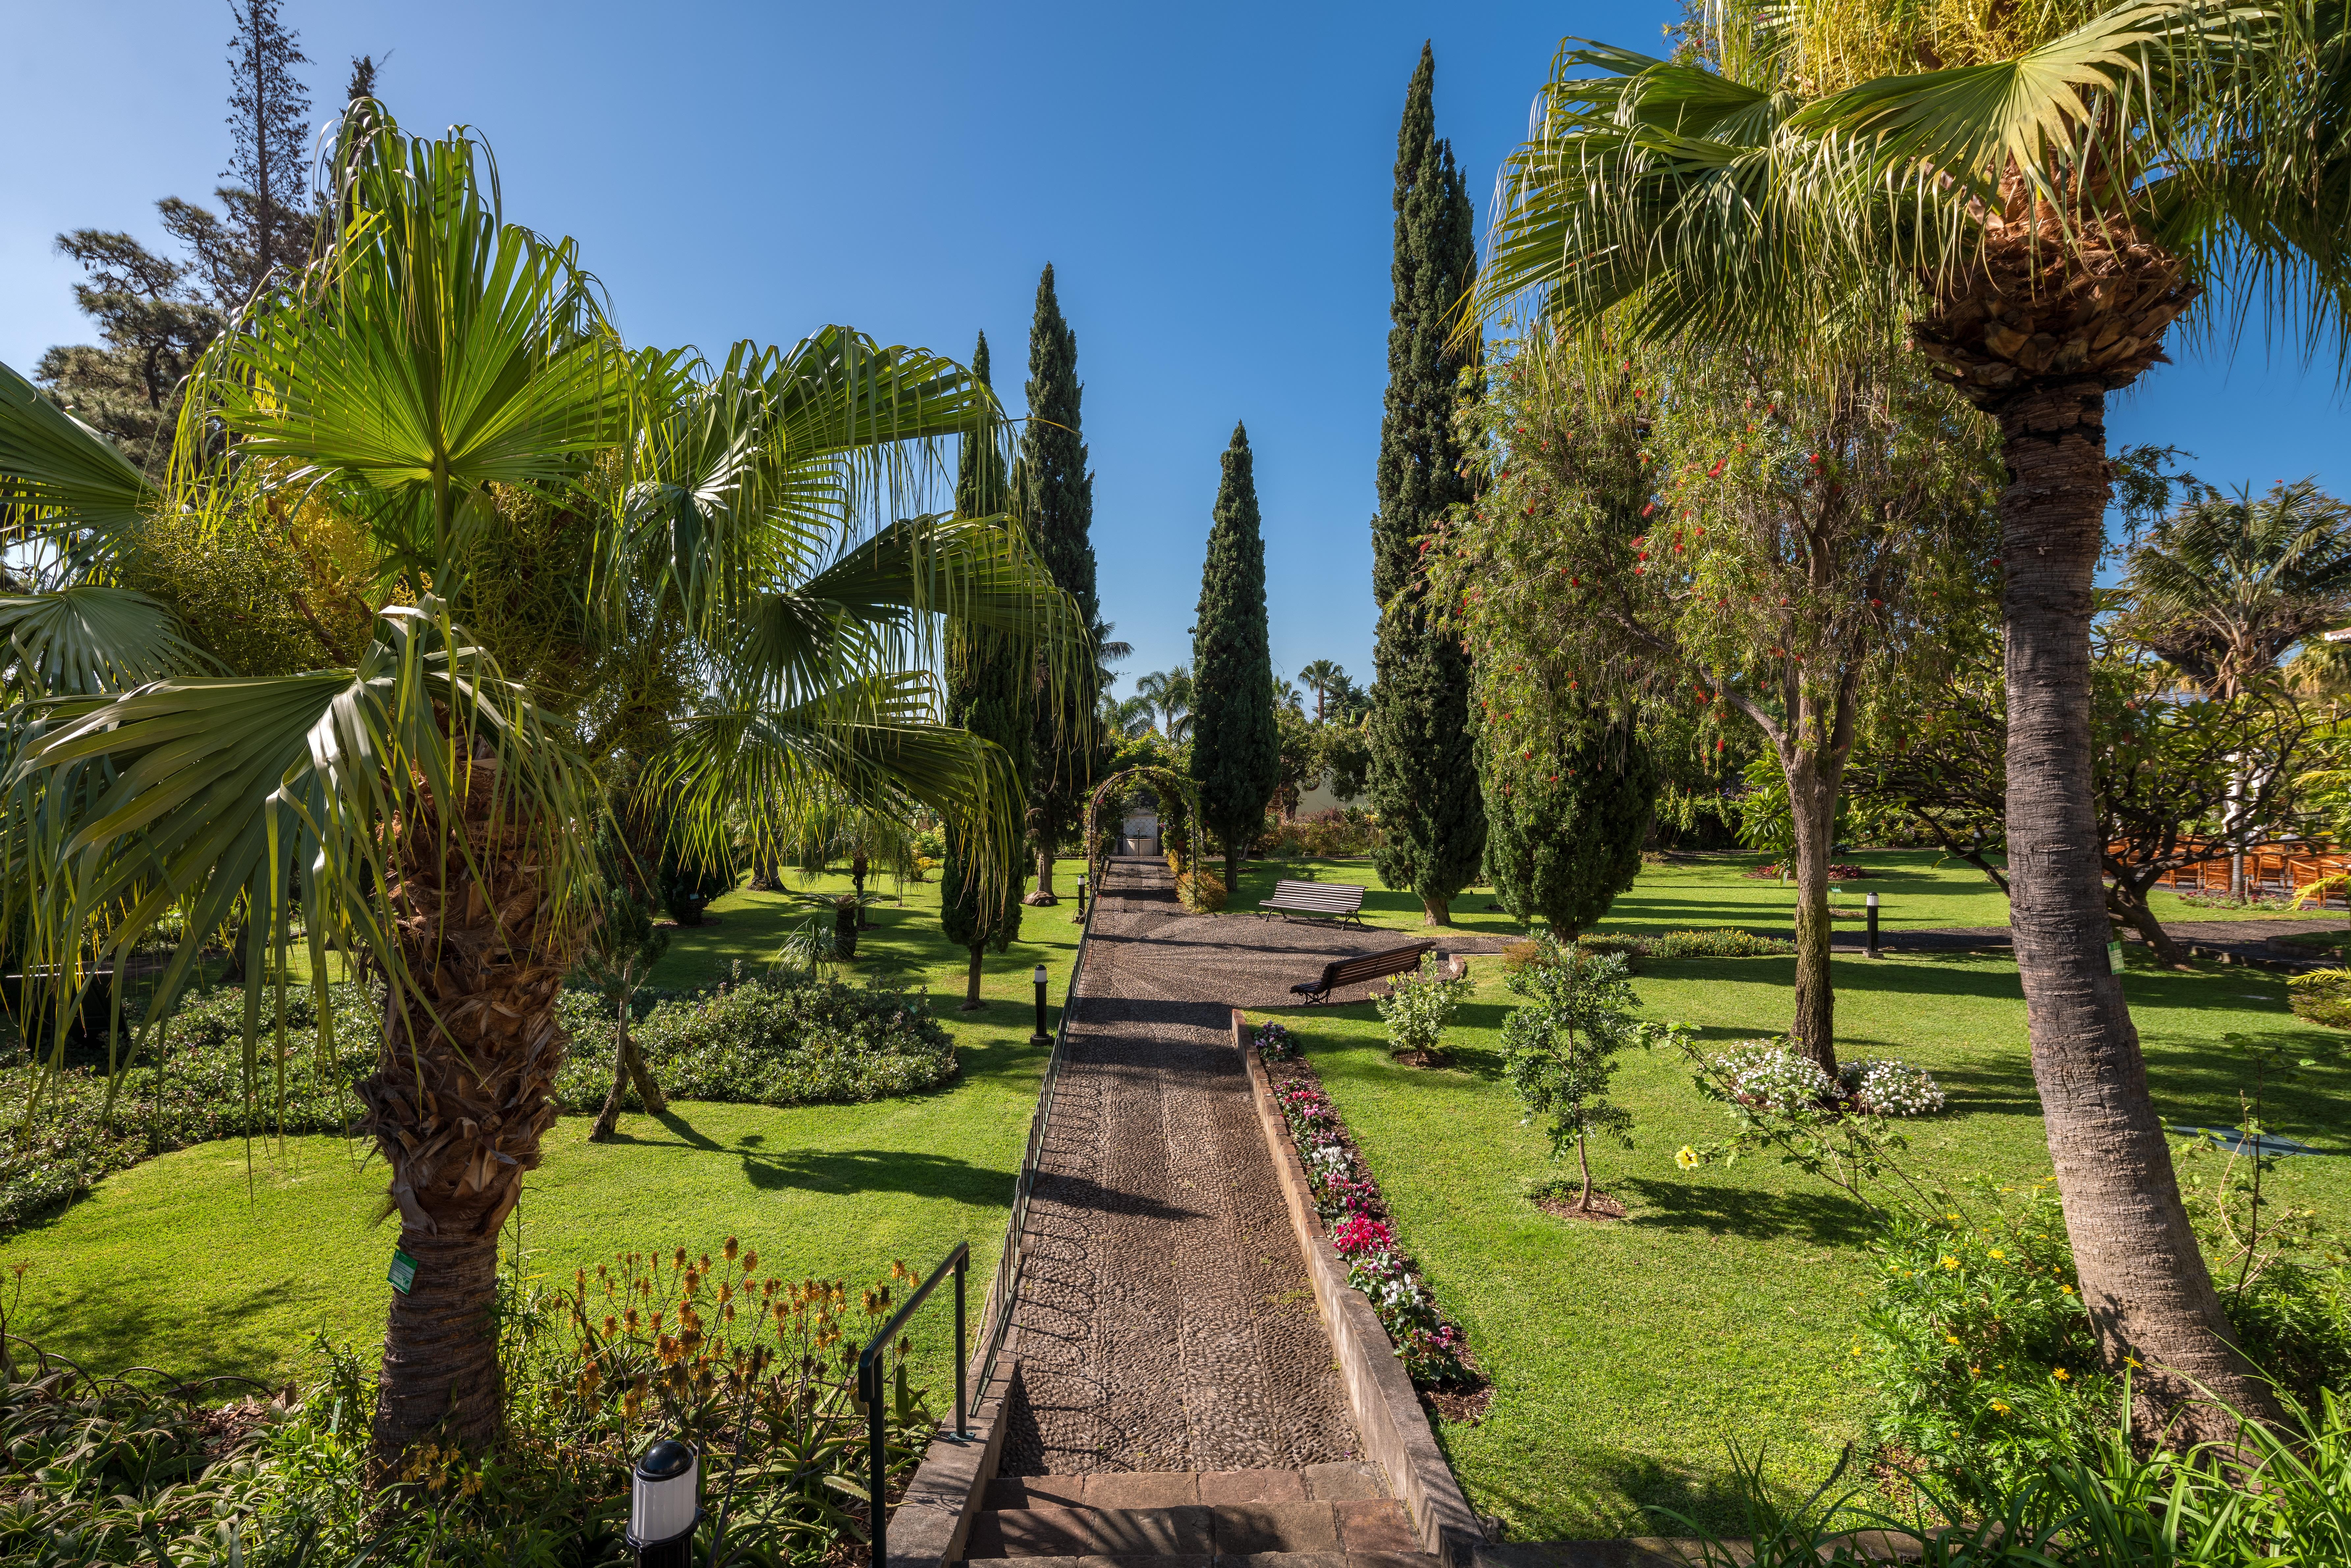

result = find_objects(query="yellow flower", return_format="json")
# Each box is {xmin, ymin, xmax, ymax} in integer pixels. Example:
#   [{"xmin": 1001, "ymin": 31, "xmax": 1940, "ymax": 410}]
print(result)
[
  {"xmin": 1941, "ymin": 1256, "xmax": 1960, "ymax": 1270},
  {"xmin": 1988, "ymin": 1249, "xmax": 2006, "ymax": 1260},
  {"xmin": 2051, "ymin": 1367, "xmax": 2071, "ymax": 1382},
  {"xmin": 1676, "ymin": 1146, "xmax": 1700, "ymax": 1171},
  {"xmin": 1991, "ymin": 1401, "xmax": 2010, "ymax": 1414},
  {"xmin": 2061, "ymin": 1284, "xmax": 2075, "ymax": 1295},
  {"xmin": 2124, "ymin": 1355, "xmax": 2143, "ymax": 1370},
  {"xmin": 1969, "ymin": 1366, "xmax": 1981, "ymax": 1377},
  {"xmin": 1945, "ymin": 1334, "xmax": 1961, "ymax": 1344}
]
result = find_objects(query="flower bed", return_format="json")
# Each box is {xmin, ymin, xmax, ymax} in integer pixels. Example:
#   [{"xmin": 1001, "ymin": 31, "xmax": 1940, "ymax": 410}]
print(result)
[
  {"xmin": 1744, "ymin": 862, "xmax": 1872, "ymax": 880},
  {"xmin": 1250, "ymin": 1020, "xmax": 1476, "ymax": 1387}
]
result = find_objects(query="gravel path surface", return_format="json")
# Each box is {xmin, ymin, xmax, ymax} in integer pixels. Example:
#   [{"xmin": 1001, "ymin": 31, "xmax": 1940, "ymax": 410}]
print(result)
[{"xmin": 1000, "ymin": 856, "xmax": 1472, "ymax": 1476}]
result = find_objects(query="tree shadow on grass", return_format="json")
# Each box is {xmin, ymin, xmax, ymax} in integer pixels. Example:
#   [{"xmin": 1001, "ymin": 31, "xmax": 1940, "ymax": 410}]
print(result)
[
  {"xmin": 1465, "ymin": 1444, "xmax": 1762, "ymax": 1546},
  {"xmin": 26, "ymin": 1272, "xmax": 351, "ymax": 1387},
  {"xmin": 605, "ymin": 1112, "xmax": 1015, "ymax": 1203},
  {"xmin": 1620, "ymin": 1176, "xmax": 1877, "ymax": 1248}
]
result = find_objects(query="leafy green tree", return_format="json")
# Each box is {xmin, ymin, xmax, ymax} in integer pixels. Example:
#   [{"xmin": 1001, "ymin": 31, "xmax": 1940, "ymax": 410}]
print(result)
[
  {"xmin": 1189, "ymin": 422, "xmax": 1279, "ymax": 889},
  {"xmin": 1368, "ymin": 42, "xmax": 1485, "ymax": 925},
  {"xmin": 1483, "ymin": 708, "xmax": 1655, "ymax": 938},
  {"xmin": 0, "ymin": 106, "xmax": 1076, "ymax": 1472},
  {"xmin": 1430, "ymin": 336, "xmax": 1998, "ymax": 1071},
  {"xmin": 1017, "ymin": 265, "xmax": 1101, "ymax": 903},
  {"xmin": 941, "ymin": 331, "xmax": 1031, "ymax": 1006},
  {"xmin": 1502, "ymin": 942, "xmax": 1641, "ymax": 1211},
  {"xmin": 1469, "ymin": 2, "xmax": 2351, "ymax": 1429},
  {"xmin": 1272, "ymin": 700, "xmax": 1318, "ymax": 819}
]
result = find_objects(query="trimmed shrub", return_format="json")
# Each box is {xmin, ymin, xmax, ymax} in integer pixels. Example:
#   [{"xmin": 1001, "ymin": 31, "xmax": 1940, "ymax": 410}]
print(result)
[{"xmin": 552, "ymin": 976, "xmax": 957, "ymax": 1113}]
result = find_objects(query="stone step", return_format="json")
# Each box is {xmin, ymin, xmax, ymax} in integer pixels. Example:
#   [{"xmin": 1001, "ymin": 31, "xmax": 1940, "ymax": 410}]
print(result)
[
  {"xmin": 962, "ymin": 1500, "xmax": 1420, "ymax": 1560},
  {"xmin": 985, "ymin": 1463, "xmax": 1387, "ymax": 1512}
]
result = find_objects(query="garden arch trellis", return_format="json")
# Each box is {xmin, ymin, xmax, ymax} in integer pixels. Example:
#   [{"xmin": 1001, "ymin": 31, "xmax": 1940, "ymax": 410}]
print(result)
[{"xmin": 1082, "ymin": 765, "xmax": 1206, "ymax": 900}]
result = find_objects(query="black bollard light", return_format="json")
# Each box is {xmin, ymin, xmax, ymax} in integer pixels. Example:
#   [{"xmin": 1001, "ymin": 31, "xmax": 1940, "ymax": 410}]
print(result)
[
  {"xmin": 1865, "ymin": 891, "xmax": 1881, "ymax": 960},
  {"xmin": 629, "ymin": 1439, "xmax": 700, "ymax": 1568},
  {"xmin": 1076, "ymin": 874, "xmax": 1088, "ymax": 913},
  {"xmin": 1029, "ymin": 962, "xmax": 1052, "ymax": 1047}
]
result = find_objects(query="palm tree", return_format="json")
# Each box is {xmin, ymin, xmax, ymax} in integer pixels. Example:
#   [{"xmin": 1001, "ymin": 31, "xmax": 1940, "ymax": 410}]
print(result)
[
  {"xmin": 1135, "ymin": 664, "xmax": 1195, "ymax": 740},
  {"xmin": 2120, "ymin": 480, "xmax": 2351, "ymax": 701},
  {"xmin": 1470, "ymin": 2, "xmax": 2351, "ymax": 1433},
  {"xmin": 0, "ymin": 105, "xmax": 1077, "ymax": 1473},
  {"xmin": 1298, "ymin": 658, "xmax": 1346, "ymax": 721}
]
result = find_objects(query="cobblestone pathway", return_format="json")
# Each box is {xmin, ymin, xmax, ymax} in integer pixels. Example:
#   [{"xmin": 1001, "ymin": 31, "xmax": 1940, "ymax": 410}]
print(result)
[{"xmin": 1000, "ymin": 856, "xmax": 1443, "ymax": 1475}]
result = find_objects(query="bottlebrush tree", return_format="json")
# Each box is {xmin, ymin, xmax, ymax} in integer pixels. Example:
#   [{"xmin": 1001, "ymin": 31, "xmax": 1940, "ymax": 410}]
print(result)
[{"xmin": 1428, "ymin": 334, "xmax": 2001, "ymax": 1071}]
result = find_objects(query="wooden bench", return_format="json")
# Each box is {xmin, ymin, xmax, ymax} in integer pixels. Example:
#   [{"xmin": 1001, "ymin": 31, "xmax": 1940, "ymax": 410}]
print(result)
[
  {"xmin": 1258, "ymin": 878, "xmax": 1368, "ymax": 928},
  {"xmin": 1289, "ymin": 940, "xmax": 1435, "ymax": 1005}
]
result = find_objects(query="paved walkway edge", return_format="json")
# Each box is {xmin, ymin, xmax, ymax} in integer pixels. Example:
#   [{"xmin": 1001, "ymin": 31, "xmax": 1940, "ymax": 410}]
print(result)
[
  {"xmin": 887, "ymin": 1357, "xmax": 1023, "ymax": 1568},
  {"xmin": 1234, "ymin": 1008, "xmax": 1486, "ymax": 1568}
]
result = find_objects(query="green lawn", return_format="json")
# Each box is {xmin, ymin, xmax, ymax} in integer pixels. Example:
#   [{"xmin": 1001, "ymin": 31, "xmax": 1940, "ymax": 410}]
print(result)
[
  {"xmin": 0, "ymin": 861, "xmax": 1092, "ymax": 1394},
  {"xmin": 1252, "ymin": 945, "xmax": 2351, "ymax": 1542},
  {"xmin": 1237, "ymin": 847, "xmax": 2317, "ymax": 940}
]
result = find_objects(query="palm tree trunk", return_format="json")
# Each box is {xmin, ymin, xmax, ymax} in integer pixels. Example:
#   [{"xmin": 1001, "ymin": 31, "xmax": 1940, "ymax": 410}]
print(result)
[
  {"xmin": 1996, "ymin": 380, "xmax": 2280, "ymax": 1437},
  {"xmin": 1783, "ymin": 748, "xmax": 1840, "ymax": 1077},
  {"xmin": 357, "ymin": 753, "xmax": 576, "ymax": 1475}
]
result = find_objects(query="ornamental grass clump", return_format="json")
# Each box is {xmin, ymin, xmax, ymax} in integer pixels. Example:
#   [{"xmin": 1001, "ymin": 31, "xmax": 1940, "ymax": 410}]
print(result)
[{"xmin": 1373, "ymin": 952, "xmax": 1473, "ymax": 1062}]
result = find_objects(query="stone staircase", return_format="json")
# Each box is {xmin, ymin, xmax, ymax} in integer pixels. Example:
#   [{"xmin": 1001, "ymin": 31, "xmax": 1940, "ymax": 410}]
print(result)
[{"xmin": 964, "ymin": 1460, "xmax": 1430, "ymax": 1568}]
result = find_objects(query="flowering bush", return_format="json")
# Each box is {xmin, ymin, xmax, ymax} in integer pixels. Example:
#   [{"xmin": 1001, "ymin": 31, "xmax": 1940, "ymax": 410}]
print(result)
[
  {"xmin": 1374, "ymin": 953, "xmax": 1473, "ymax": 1059},
  {"xmin": 1253, "ymin": 1019, "xmax": 1299, "ymax": 1060},
  {"xmin": 1861, "ymin": 1182, "xmax": 2115, "ymax": 1500},
  {"xmin": 1842, "ymin": 1056, "xmax": 1948, "ymax": 1117},
  {"xmin": 1718, "ymin": 1040, "xmax": 1839, "ymax": 1109},
  {"xmin": 1266, "ymin": 1067, "xmax": 1474, "ymax": 1384}
]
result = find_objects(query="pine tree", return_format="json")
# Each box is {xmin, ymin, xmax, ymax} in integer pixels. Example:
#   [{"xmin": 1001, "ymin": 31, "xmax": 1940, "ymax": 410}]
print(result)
[
  {"xmin": 1016, "ymin": 265, "xmax": 1100, "ymax": 904},
  {"xmin": 1483, "ymin": 712, "xmax": 1655, "ymax": 939},
  {"xmin": 940, "ymin": 334, "xmax": 1028, "ymax": 1007},
  {"xmin": 223, "ymin": 0, "xmax": 314, "ymax": 292},
  {"xmin": 1189, "ymin": 422, "xmax": 1279, "ymax": 891},
  {"xmin": 1367, "ymin": 44, "xmax": 1485, "ymax": 926}
]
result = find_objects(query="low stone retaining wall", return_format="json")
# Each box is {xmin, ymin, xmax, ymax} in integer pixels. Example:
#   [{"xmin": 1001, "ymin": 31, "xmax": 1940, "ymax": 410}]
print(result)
[
  {"xmin": 1233, "ymin": 1008, "xmax": 1487, "ymax": 1568},
  {"xmin": 884, "ymin": 1357, "xmax": 1022, "ymax": 1568}
]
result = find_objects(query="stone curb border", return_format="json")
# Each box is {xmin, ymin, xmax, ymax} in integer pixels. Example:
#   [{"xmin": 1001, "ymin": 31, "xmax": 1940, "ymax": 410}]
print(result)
[
  {"xmin": 883, "ymin": 1357, "xmax": 1023, "ymax": 1568},
  {"xmin": 1234, "ymin": 1007, "xmax": 1487, "ymax": 1568}
]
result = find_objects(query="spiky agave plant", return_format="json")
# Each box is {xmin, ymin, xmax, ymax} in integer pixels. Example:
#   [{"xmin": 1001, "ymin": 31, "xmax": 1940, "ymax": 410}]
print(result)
[{"xmin": 0, "ymin": 99, "xmax": 1078, "ymax": 1474}]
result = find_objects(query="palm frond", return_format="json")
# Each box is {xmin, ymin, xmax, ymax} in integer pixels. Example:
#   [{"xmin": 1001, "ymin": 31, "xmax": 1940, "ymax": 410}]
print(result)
[
  {"xmin": 0, "ymin": 585, "xmax": 214, "ymax": 699},
  {"xmin": 0, "ymin": 359, "xmax": 158, "ymax": 573}
]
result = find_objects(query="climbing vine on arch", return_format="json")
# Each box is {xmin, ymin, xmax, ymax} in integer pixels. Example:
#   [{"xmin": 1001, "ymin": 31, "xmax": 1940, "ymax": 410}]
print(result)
[{"xmin": 1082, "ymin": 766, "xmax": 1218, "ymax": 911}]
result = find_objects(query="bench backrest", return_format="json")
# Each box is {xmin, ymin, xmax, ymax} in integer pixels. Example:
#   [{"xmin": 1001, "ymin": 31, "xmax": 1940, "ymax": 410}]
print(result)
[
  {"xmin": 1318, "ymin": 941, "xmax": 1433, "ymax": 987},
  {"xmin": 1269, "ymin": 879, "xmax": 1366, "ymax": 911}
]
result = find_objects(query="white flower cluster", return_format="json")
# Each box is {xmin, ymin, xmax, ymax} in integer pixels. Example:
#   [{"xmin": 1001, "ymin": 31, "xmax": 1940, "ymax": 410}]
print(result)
[
  {"xmin": 1839, "ymin": 1057, "xmax": 1947, "ymax": 1117},
  {"xmin": 1718, "ymin": 1041, "xmax": 1836, "ymax": 1109}
]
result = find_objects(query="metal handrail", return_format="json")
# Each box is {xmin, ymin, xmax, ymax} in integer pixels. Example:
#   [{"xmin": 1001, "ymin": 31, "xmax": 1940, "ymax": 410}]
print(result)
[
  {"xmin": 858, "ymin": 1240, "xmax": 968, "ymax": 1568},
  {"xmin": 970, "ymin": 860, "xmax": 1102, "ymax": 1387}
]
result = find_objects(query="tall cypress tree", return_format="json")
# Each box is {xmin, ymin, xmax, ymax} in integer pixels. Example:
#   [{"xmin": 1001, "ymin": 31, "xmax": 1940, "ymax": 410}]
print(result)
[
  {"xmin": 1368, "ymin": 43, "xmax": 1485, "ymax": 926},
  {"xmin": 1483, "ymin": 712, "xmax": 1656, "ymax": 939},
  {"xmin": 941, "ymin": 333, "xmax": 1027, "ymax": 1008},
  {"xmin": 1017, "ymin": 264, "xmax": 1100, "ymax": 904},
  {"xmin": 1190, "ymin": 422, "xmax": 1280, "ymax": 892}
]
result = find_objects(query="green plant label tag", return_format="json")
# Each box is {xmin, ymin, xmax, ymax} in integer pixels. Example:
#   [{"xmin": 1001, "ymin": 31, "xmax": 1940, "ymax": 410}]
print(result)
[
  {"xmin": 388, "ymin": 1249, "xmax": 418, "ymax": 1295},
  {"xmin": 2108, "ymin": 942, "xmax": 2124, "ymax": 974}
]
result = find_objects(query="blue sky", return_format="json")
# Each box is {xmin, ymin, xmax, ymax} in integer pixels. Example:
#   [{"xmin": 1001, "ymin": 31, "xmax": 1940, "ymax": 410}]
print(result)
[{"xmin": 6, "ymin": 1, "xmax": 2347, "ymax": 699}]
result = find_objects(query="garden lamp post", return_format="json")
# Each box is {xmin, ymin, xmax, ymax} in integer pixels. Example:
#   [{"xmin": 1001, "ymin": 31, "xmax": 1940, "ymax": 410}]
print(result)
[
  {"xmin": 1076, "ymin": 874, "xmax": 1087, "ymax": 914},
  {"xmin": 629, "ymin": 1439, "xmax": 700, "ymax": 1568},
  {"xmin": 1865, "ymin": 892, "xmax": 1880, "ymax": 960},
  {"xmin": 1030, "ymin": 963, "xmax": 1052, "ymax": 1048}
]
